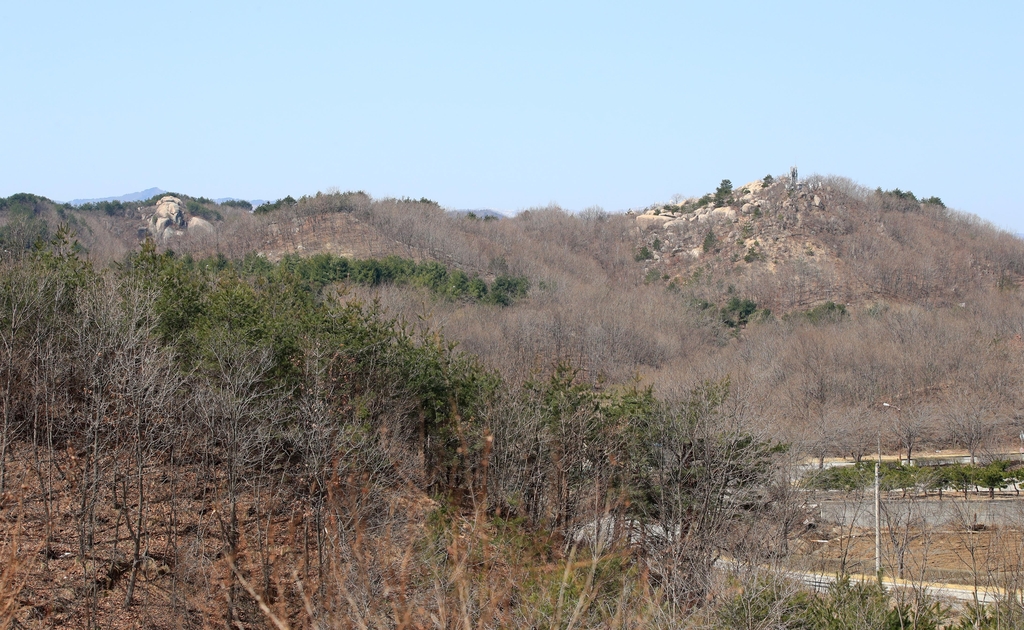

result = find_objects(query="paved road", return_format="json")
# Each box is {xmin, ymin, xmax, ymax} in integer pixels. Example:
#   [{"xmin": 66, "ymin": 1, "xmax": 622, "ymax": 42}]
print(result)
[
  {"xmin": 718, "ymin": 559, "xmax": 1003, "ymax": 604},
  {"xmin": 794, "ymin": 569, "xmax": 1002, "ymax": 604}
]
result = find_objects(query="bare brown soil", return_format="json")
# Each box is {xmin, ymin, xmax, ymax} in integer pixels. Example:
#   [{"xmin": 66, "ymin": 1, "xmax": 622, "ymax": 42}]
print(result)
[
  {"xmin": 0, "ymin": 441, "xmax": 440, "ymax": 629},
  {"xmin": 792, "ymin": 499, "xmax": 1024, "ymax": 589}
]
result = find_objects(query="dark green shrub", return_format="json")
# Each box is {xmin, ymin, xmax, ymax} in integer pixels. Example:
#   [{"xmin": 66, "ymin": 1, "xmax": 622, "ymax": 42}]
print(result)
[
  {"xmin": 715, "ymin": 575, "xmax": 815, "ymax": 629},
  {"xmin": 223, "ymin": 251, "xmax": 520, "ymax": 306},
  {"xmin": 885, "ymin": 188, "xmax": 918, "ymax": 201},
  {"xmin": 635, "ymin": 246, "xmax": 653, "ymax": 261},
  {"xmin": 254, "ymin": 196, "xmax": 297, "ymax": 214},
  {"xmin": 721, "ymin": 297, "xmax": 758, "ymax": 328},
  {"xmin": 714, "ymin": 179, "xmax": 734, "ymax": 206},
  {"xmin": 802, "ymin": 464, "xmax": 872, "ymax": 491},
  {"xmin": 945, "ymin": 464, "xmax": 977, "ymax": 497},
  {"xmin": 77, "ymin": 199, "xmax": 129, "ymax": 216},
  {"xmin": 877, "ymin": 188, "xmax": 927, "ymax": 213},
  {"xmin": 221, "ymin": 199, "xmax": 253, "ymax": 211},
  {"xmin": 716, "ymin": 544, "xmax": 949, "ymax": 629},
  {"xmin": 805, "ymin": 301, "xmax": 847, "ymax": 324},
  {"xmin": 803, "ymin": 460, "xmax": 1019, "ymax": 499},
  {"xmin": 694, "ymin": 193, "xmax": 713, "ymax": 209},
  {"xmin": 187, "ymin": 200, "xmax": 222, "ymax": 222},
  {"xmin": 976, "ymin": 460, "xmax": 1012, "ymax": 499},
  {"xmin": 805, "ymin": 577, "xmax": 944, "ymax": 630},
  {"xmin": 702, "ymin": 230, "xmax": 717, "ymax": 253},
  {"xmin": 952, "ymin": 599, "xmax": 1024, "ymax": 629},
  {"xmin": 490, "ymin": 274, "xmax": 529, "ymax": 305},
  {"xmin": 0, "ymin": 192, "xmax": 48, "ymax": 217},
  {"xmin": 879, "ymin": 462, "xmax": 918, "ymax": 493}
]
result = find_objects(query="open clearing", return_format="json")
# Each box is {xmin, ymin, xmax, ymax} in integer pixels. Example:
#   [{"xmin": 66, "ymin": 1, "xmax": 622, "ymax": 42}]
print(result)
[{"xmin": 793, "ymin": 492, "xmax": 1024, "ymax": 590}]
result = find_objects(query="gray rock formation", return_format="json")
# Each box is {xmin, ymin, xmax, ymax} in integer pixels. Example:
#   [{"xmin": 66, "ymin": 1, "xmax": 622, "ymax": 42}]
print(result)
[
  {"xmin": 635, "ymin": 214, "xmax": 672, "ymax": 230},
  {"xmin": 146, "ymin": 196, "xmax": 216, "ymax": 240},
  {"xmin": 711, "ymin": 206, "xmax": 736, "ymax": 220},
  {"xmin": 149, "ymin": 197, "xmax": 187, "ymax": 240},
  {"xmin": 188, "ymin": 216, "xmax": 214, "ymax": 234}
]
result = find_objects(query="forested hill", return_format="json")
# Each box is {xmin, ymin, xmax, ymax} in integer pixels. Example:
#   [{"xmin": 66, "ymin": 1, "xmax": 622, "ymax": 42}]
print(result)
[
  {"xmin": 3, "ymin": 176, "xmax": 1021, "ymax": 311},
  {"xmin": 1, "ymin": 174, "xmax": 1024, "ymax": 626},
  {"xmin": 630, "ymin": 174, "xmax": 1024, "ymax": 313},
  {"xmin": 2, "ymin": 175, "xmax": 1023, "ymax": 448}
]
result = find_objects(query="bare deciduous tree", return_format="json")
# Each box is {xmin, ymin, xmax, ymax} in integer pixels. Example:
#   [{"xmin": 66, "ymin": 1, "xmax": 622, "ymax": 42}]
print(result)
[{"xmin": 945, "ymin": 389, "xmax": 997, "ymax": 465}]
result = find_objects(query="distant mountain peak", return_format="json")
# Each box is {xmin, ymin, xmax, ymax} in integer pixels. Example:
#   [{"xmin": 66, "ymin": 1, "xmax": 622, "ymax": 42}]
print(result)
[{"xmin": 69, "ymin": 188, "xmax": 165, "ymax": 206}]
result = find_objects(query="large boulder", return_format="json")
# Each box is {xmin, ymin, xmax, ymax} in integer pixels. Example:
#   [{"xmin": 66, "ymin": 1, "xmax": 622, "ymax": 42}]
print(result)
[
  {"xmin": 188, "ymin": 216, "xmax": 214, "ymax": 234},
  {"xmin": 711, "ymin": 206, "xmax": 737, "ymax": 220},
  {"xmin": 149, "ymin": 196, "xmax": 187, "ymax": 238},
  {"xmin": 147, "ymin": 196, "xmax": 218, "ymax": 240},
  {"xmin": 635, "ymin": 214, "xmax": 671, "ymax": 230}
]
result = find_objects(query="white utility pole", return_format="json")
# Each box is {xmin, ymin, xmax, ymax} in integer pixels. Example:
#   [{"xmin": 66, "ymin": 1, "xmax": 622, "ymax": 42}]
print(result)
[{"xmin": 875, "ymin": 433, "xmax": 881, "ymax": 578}]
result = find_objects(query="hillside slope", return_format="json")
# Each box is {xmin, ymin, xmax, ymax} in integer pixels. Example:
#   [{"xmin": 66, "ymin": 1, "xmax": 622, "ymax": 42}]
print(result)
[
  {"xmin": 631, "ymin": 174, "xmax": 1022, "ymax": 311},
  {"xmin": 2, "ymin": 175, "xmax": 1023, "ymax": 443},
  {"xmin": 2, "ymin": 176, "xmax": 1024, "ymax": 628}
]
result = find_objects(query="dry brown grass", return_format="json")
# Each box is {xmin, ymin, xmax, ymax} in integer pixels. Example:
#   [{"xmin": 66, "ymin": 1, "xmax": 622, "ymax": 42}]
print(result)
[{"xmin": 0, "ymin": 439, "xmax": 681, "ymax": 629}]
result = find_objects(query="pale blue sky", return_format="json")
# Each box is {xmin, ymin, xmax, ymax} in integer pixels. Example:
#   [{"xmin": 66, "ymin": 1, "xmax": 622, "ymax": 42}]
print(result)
[{"xmin": 2, "ymin": 1, "xmax": 1022, "ymax": 232}]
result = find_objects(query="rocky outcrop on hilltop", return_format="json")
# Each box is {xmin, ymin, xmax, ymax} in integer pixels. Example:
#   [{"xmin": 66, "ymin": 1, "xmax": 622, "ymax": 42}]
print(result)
[
  {"xmin": 633, "ymin": 179, "xmax": 768, "ymax": 228},
  {"xmin": 148, "ymin": 196, "xmax": 186, "ymax": 239},
  {"xmin": 626, "ymin": 172, "xmax": 1012, "ymax": 312},
  {"xmin": 147, "ymin": 196, "xmax": 213, "ymax": 240},
  {"xmin": 630, "ymin": 176, "xmax": 802, "ymax": 269}
]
